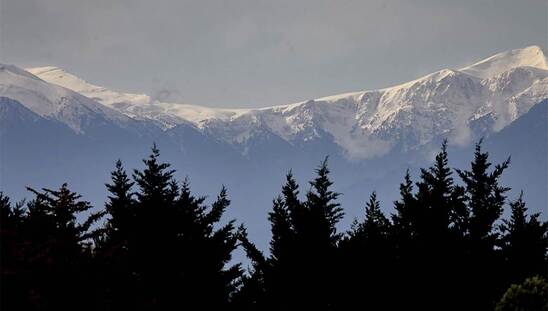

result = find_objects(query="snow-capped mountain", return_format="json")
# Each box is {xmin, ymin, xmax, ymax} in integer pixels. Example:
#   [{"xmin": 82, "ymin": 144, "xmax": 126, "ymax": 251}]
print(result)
[
  {"xmin": 0, "ymin": 64, "xmax": 141, "ymax": 134},
  {"xmin": 26, "ymin": 66, "xmax": 249, "ymax": 130},
  {"xmin": 26, "ymin": 45, "xmax": 548, "ymax": 159},
  {"xmin": 2, "ymin": 46, "xmax": 547, "ymax": 248}
]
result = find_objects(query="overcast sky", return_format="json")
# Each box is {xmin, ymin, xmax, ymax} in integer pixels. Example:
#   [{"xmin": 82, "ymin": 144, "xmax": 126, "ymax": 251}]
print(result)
[{"xmin": 1, "ymin": 0, "xmax": 546, "ymax": 108}]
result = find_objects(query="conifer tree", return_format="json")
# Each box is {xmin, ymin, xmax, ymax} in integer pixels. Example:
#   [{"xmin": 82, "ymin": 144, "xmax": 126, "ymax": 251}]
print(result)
[
  {"xmin": 500, "ymin": 192, "xmax": 548, "ymax": 285},
  {"xmin": 0, "ymin": 193, "xmax": 28, "ymax": 310},
  {"xmin": 281, "ymin": 170, "xmax": 302, "ymax": 228},
  {"xmin": 456, "ymin": 141, "xmax": 510, "ymax": 250},
  {"xmin": 235, "ymin": 173, "xmax": 301, "ymax": 310},
  {"xmin": 232, "ymin": 224, "xmax": 269, "ymax": 310},
  {"xmin": 296, "ymin": 158, "xmax": 343, "ymax": 309},
  {"xmin": 339, "ymin": 191, "xmax": 392, "ymax": 309},
  {"xmin": 415, "ymin": 140, "xmax": 455, "ymax": 238},
  {"xmin": 271, "ymin": 170, "xmax": 301, "ymax": 265},
  {"xmin": 173, "ymin": 184, "xmax": 242, "ymax": 308},
  {"xmin": 22, "ymin": 184, "xmax": 103, "ymax": 310},
  {"xmin": 133, "ymin": 143, "xmax": 176, "ymax": 205},
  {"xmin": 304, "ymin": 157, "xmax": 344, "ymax": 247},
  {"xmin": 405, "ymin": 141, "xmax": 466, "ymax": 309},
  {"xmin": 95, "ymin": 160, "xmax": 136, "ymax": 309},
  {"xmin": 391, "ymin": 170, "xmax": 416, "ymax": 242},
  {"xmin": 268, "ymin": 196, "xmax": 293, "ymax": 263},
  {"xmin": 104, "ymin": 159, "xmax": 135, "ymax": 243},
  {"xmin": 389, "ymin": 170, "xmax": 420, "ymax": 309},
  {"xmin": 456, "ymin": 140, "xmax": 511, "ymax": 309},
  {"xmin": 263, "ymin": 172, "xmax": 305, "ymax": 309},
  {"xmin": 129, "ymin": 144, "xmax": 177, "ymax": 308},
  {"xmin": 360, "ymin": 192, "xmax": 391, "ymax": 239},
  {"xmin": 237, "ymin": 161, "xmax": 343, "ymax": 309},
  {"xmin": 126, "ymin": 145, "xmax": 242, "ymax": 309}
]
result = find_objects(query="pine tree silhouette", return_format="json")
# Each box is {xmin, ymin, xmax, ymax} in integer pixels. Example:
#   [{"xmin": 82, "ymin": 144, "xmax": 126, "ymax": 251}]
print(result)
[
  {"xmin": 391, "ymin": 170, "xmax": 417, "ymax": 242},
  {"xmin": 456, "ymin": 140, "xmax": 511, "ymax": 309},
  {"xmin": 235, "ymin": 172, "xmax": 302, "ymax": 310},
  {"xmin": 412, "ymin": 141, "xmax": 467, "ymax": 309},
  {"xmin": 500, "ymin": 192, "xmax": 548, "ymax": 287},
  {"xmin": 262, "ymin": 172, "xmax": 303, "ymax": 309},
  {"xmin": 104, "ymin": 159, "xmax": 135, "ymax": 242},
  {"xmin": 237, "ymin": 160, "xmax": 343, "ymax": 310},
  {"xmin": 304, "ymin": 158, "xmax": 344, "ymax": 246},
  {"xmin": 173, "ymin": 184, "xmax": 242, "ymax": 308},
  {"xmin": 107, "ymin": 144, "xmax": 243, "ymax": 309},
  {"xmin": 389, "ymin": 170, "xmax": 420, "ymax": 309},
  {"xmin": 456, "ymin": 141, "xmax": 510, "ymax": 250},
  {"xmin": 232, "ymin": 224, "xmax": 269, "ymax": 310},
  {"xmin": 129, "ymin": 144, "xmax": 178, "ymax": 308},
  {"xmin": 95, "ymin": 159, "xmax": 137, "ymax": 309},
  {"xmin": 0, "ymin": 193, "xmax": 29, "ymax": 310},
  {"xmin": 339, "ymin": 191, "xmax": 392, "ymax": 309},
  {"xmin": 3, "ymin": 141, "xmax": 548, "ymax": 311},
  {"xmin": 20, "ymin": 184, "xmax": 103, "ymax": 311},
  {"xmin": 416, "ymin": 140, "xmax": 455, "ymax": 236}
]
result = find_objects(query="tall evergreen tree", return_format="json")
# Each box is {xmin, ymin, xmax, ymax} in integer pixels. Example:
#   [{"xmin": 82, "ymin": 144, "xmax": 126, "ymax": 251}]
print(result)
[
  {"xmin": 389, "ymin": 170, "xmax": 420, "ymax": 309},
  {"xmin": 237, "ymin": 160, "xmax": 343, "ymax": 310},
  {"xmin": 0, "ymin": 193, "xmax": 29, "ymax": 310},
  {"xmin": 172, "ymin": 184, "xmax": 242, "ymax": 308},
  {"xmin": 456, "ymin": 140, "xmax": 511, "ymax": 309},
  {"xmin": 391, "ymin": 170, "xmax": 417, "ymax": 242},
  {"xmin": 268, "ymin": 196, "xmax": 293, "ymax": 263},
  {"xmin": 232, "ymin": 224, "xmax": 269, "ymax": 310},
  {"xmin": 95, "ymin": 160, "xmax": 136, "ymax": 309},
  {"xmin": 133, "ymin": 144, "xmax": 176, "ymax": 205},
  {"xmin": 119, "ymin": 145, "xmax": 242, "ymax": 309},
  {"xmin": 104, "ymin": 159, "xmax": 135, "ymax": 242},
  {"xmin": 500, "ymin": 192, "xmax": 548, "ymax": 285},
  {"xmin": 415, "ymin": 140, "xmax": 455, "ymax": 238},
  {"xmin": 21, "ymin": 184, "xmax": 103, "ymax": 311},
  {"xmin": 281, "ymin": 170, "xmax": 302, "ymax": 229},
  {"xmin": 339, "ymin": 191, "xmax": 392, "ymax": 309},
  {"xmin": 400, "ymin": 141, "xmax": 467, "ymax": 310},
  {"xmin": 303, "ymin": 157, "xmax": 344, "ymax": 247},
  {"xmin": 129, "ymin": 144, "xmax": 178, "ymax": 308},
  {"xmin": 293, "ymin": 158, "xmax": 343, "ymax": 309},
  {"xmin": 456, "ymin": 141, "xmax": 510, "ymax": 251},
  {"xmin": 235, "ymin": 172, "xmax": 302, "ymax": 310},
  {"xmin": 360, "ymin": 191, "xmax": 391, "ymax": 239}
]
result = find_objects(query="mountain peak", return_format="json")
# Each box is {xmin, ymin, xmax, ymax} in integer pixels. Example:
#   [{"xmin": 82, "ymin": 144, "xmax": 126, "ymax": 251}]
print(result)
[
  {"xmin": 459, "ymin": 45, "xmax": 547, "ymax": 79},
  {"xmin": 0, "ymin": 63, "xmax": 44, "ymax": 81},
  {"xmin": 27, "ymin": 66, "xmax": 108, "ymax": 94}
]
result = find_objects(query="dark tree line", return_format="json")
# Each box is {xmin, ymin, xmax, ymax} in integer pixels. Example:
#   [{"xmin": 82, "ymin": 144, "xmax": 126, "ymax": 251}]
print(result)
[{"xmin": 1, "ymin": 142, "xmax": 547, "ymax": 310}]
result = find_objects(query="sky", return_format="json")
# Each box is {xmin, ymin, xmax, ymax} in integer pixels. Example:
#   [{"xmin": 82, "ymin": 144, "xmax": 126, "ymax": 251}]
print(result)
[{"xmin": 0, "ymin": 0, "xmax": 546, "ymax": 108}]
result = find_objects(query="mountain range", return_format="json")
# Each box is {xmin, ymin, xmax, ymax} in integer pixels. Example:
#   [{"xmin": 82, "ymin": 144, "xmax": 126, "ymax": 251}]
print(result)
[{"xmin": 1, "ymin": 45, "xmax": 546, "ymax": 248}]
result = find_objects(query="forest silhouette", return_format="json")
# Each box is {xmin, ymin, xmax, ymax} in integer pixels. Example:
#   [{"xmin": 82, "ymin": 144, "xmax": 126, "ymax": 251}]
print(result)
[{"xmin": 1, "ymin": 141, "xmax": 547, "ymax": 310}]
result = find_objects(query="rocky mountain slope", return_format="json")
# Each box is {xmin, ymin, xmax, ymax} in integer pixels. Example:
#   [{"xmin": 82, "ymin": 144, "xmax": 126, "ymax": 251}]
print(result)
[{"xmin": 26, "ymin": 45, "xmax": 547, "ymax": 159}]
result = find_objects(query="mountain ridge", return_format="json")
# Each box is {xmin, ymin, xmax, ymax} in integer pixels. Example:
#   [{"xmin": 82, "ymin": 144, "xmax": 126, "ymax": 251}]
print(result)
[
  {"xmin": 19, "ymin": 45, "xmax": 546, "ymax": 159},
  {"xmin": 1, "ymin": 47, "xmax": 547, "ymax": 248}
]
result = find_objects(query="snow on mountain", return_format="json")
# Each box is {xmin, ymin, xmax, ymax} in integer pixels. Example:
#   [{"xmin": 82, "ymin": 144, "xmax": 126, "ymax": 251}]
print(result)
[
  {"xmin": 460, "ymin": 45, "xmax": 547, "ymax": 79},
  {"xmin": 0, "ymin": 64, "xmax": 133, "ymax": 133},
  {"xmin": 27, "ymin": 66, "xmax": 151, "ymax": 108},
  {"xmin": 24, "ymin": 45, "xmax": 548, "ymax": 159},
  {"xmin": 27, "ymin": 66, "xmax": 250, "ymax": 129}
]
